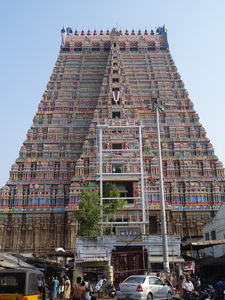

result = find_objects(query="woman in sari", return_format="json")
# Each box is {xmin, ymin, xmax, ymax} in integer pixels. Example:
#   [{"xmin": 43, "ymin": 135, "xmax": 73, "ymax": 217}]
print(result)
[{"xmin": 63, "ymin": 276, "xmax": 71, "ymax": 300}]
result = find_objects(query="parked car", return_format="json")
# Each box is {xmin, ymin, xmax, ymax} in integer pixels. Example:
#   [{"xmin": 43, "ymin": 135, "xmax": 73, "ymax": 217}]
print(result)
[{"xmin": 116, "ymin": 275, "xmax": 172, "ymax": 300}]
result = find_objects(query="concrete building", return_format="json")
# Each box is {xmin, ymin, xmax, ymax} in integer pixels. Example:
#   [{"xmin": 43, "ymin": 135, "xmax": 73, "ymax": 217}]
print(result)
[
  {"xmin": 75, "ymin": 234, "xmax": 183, "ymax": 283},
  {"xmin": 203, "ymin": 203, "xmax": 225, "ymax": 258}
]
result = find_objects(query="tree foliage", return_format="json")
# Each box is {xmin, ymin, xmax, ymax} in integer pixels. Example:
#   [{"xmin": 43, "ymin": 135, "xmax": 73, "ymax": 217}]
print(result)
[
  {"xmin": 75, "ymin": 183, "xmax": 127, "ymax": 236},
  {"xmin": 103, "ymin": 182, "xmax": 125, "ymax": 215},
  {"xmin": 74, "ymin": 190, "xmax": 101, "ymax": 236}
]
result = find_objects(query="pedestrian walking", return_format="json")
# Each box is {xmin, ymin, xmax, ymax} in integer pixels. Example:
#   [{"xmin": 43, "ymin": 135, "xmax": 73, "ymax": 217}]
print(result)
[
  {"xmin": 70, "ymin": 276, "xmax": 88, "ymax": 300},
  {"xmin": 49, "ymin": 275, "xmax": 57, "ymax": 300},
  {"xmin": 59, "ymin": 274, "xmax": 65, "ymax": 300},
  {"xmin": 64, "ymin": 276, "xmax": 71, "ymax": 300},
  {"xmin": 178, "ymin": 275, "xmax": 184, "ymax": 298}
]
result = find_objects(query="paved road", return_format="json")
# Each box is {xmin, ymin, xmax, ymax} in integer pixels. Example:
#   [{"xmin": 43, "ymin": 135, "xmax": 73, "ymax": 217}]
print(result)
[
  {"xmin": 96, "ymin": 293, "xmax": 181, "ymax": 300},
  {"xmin": 46, "ymin": 292, "xmax": 181, "ymax": 300}
]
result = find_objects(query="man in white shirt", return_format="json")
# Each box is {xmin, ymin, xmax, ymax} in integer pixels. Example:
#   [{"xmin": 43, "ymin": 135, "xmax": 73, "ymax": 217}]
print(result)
[
  {"xmin": 96, "ymin": 278, "xmax": 107, "ymax": 298},
  {"xmin": 84, "ymin": 274, "xmax": 93, "ymax": 300},
  {"xmin": 182, "ymin": 274, "xmax": 195, "ymax": 299}
]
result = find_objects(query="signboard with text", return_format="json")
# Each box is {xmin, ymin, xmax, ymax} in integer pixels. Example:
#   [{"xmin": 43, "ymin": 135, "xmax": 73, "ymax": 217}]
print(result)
[{"xmin": 116, "ymin": 226, "xmax": 142, "ymax": 242}]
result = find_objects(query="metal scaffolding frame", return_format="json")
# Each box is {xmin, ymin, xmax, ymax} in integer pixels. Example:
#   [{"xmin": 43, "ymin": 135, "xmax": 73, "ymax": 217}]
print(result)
[{"xmin": 96, "ymin": 123, "xmax": 148, "ymax": 235}]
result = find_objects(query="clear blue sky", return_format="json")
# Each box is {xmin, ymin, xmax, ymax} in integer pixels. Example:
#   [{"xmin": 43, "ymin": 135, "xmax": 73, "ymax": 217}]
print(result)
[{"xmin": 0, "ymin": 0, "xmax": 225, "ymax": 187}]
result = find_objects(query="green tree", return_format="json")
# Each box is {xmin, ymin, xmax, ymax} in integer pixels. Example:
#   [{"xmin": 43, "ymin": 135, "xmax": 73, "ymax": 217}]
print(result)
[
  {"xmin": 75, "ymin": 183, "xmax": 127, "ymax": 236},
  {"xmin": 75, "ymin": 190, "xmax": 101, "ymax": 236},
  {"xmin": 103, "ymin": 182, "xmax": 125, "ymax": 215}
]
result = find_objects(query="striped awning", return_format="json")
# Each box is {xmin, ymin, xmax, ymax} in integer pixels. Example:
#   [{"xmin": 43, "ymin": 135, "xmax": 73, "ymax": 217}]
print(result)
[{"xmin": 80, "ymin": 257, "xmax": 109, "ymax": 262}]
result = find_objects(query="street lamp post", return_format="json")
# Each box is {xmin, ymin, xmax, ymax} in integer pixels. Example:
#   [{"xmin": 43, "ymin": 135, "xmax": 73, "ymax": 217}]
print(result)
[{"xmin": 149, "ymin": 96, "xmax": 169, "ymax": 271}]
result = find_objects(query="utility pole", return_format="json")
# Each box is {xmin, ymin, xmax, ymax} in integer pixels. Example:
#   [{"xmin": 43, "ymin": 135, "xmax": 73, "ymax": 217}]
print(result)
[{"xmin": 148, "ymin": 96, "xmax": 170, "ymax": 272}]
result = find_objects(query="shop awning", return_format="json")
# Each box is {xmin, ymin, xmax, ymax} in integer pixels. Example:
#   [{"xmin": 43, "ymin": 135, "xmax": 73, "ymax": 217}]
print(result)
[
  {"xmin": 68, "ymin": 257, "xmax": 108, "ymax": 268},
  {"xmin": 0, "ymin": 253, "xmax": 39, "ymax": 269},
  {"xmin": 149, "ymin": 256, "xmax": 185, "ymax": 263},
  {"xmin": 81, "ymin": 257, "xmax": 109, "ymax": 262},
  {"xmin": 181, "ymin": 240, "xmax": 225, "ymax": 251}
]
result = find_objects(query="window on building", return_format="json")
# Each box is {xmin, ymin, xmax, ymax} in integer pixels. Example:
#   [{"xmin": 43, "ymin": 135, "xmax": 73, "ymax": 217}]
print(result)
[
  {"xmin": 112, "ymin": 111, "xmax": 121, "ymax": 118},
  {"xmin": 149, "ymin": 216, "xmax": 157, "ymax": 234},
  {"xmin": 205, "ymin": 232, "xmax": 210, "ymax": 240},
  {"xmin": 211, "ymin": 230, "xmax": 216, "ymax": 240},
  {"xmin": 112, "ymin": 144, "xmax": 122, "ymax": 149},
  {"xmin": 112, "ymin": 164, "xmax": 123, "ymax": 173}
]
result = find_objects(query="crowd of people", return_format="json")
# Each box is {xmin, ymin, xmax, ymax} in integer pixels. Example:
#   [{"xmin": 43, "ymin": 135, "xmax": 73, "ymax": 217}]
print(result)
[
  {"xmin": 43, "ymin": 271, "xmax": 225, "ymax": 300},
  {"xmin": 177, "ymin": 273, "xmax": 225, "ymax": 300},
  {"xmin": 45, "ymin": 274, "xmax": 107, "ymax": 300},
  {"xmin": 46, "ymin": 274, "xmax": 72, "ymax": 300}
]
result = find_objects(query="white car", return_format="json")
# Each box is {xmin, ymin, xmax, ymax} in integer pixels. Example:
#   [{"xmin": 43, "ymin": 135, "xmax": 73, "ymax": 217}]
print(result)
[{"xmin": 116, "ymin": 275, "xmax": 172, "ymax": 300}]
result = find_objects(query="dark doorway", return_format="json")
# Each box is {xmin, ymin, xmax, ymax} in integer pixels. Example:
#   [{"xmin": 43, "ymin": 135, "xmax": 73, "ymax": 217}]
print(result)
[
  {"xmin": 112, "ymin": 144, "xmax": 122, "ymax": 149},
  {"xmin": 112, "ymin": 246, "xmax": 148, "ymax": 284},
  {"xmin": 149, "ymin": 216, "xmax": 157, "ymax": 234},
  {"xmin": 113, "ymin": 181, "xmax": 133, "ymax": 200}
]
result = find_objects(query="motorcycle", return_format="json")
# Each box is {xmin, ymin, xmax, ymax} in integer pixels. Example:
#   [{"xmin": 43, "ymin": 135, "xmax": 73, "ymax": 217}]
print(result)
[
  {"xmin": 196, "ymin": 278, "xmax": 201, "ymax": 291},
  {"xmin": 215, "ymin": 282, "xmax": 225, "ymax": 300},
  {"xmin": 172, "ymin": 284, "xmax": 215, "ymax": 300},
  {"xmin": 164, "ymin": 280, "xmax": 177, "ymax": 295},
  {"xmin": 199, "ymin": 284, "xmax": 215, "ymax": 300},
  {"xmin": 172, "ymin": 293, "xmax": 198, "ymax": 300},
  {"xmin": 108, "ymin": 284, "xmax": 116, "ymax": 298}
]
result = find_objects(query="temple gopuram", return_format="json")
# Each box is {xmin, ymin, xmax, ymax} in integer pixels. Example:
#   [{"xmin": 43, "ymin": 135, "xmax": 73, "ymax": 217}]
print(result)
[{"xmin": 0, "ymin": 26, "xmax": 224, "ymax": 254}]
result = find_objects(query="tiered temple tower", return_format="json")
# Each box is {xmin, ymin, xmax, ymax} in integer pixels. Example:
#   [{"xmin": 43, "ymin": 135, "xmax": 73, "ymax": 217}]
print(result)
[{"xmin": 0, "ymin": 26, "xmax": 224, "ymax": 253}]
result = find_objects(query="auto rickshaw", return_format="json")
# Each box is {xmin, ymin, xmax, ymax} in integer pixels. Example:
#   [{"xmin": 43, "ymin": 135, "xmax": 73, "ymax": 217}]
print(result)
[{"xmin": 0, "ymin": 268, "xmax": 46, "ymax": 300}]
